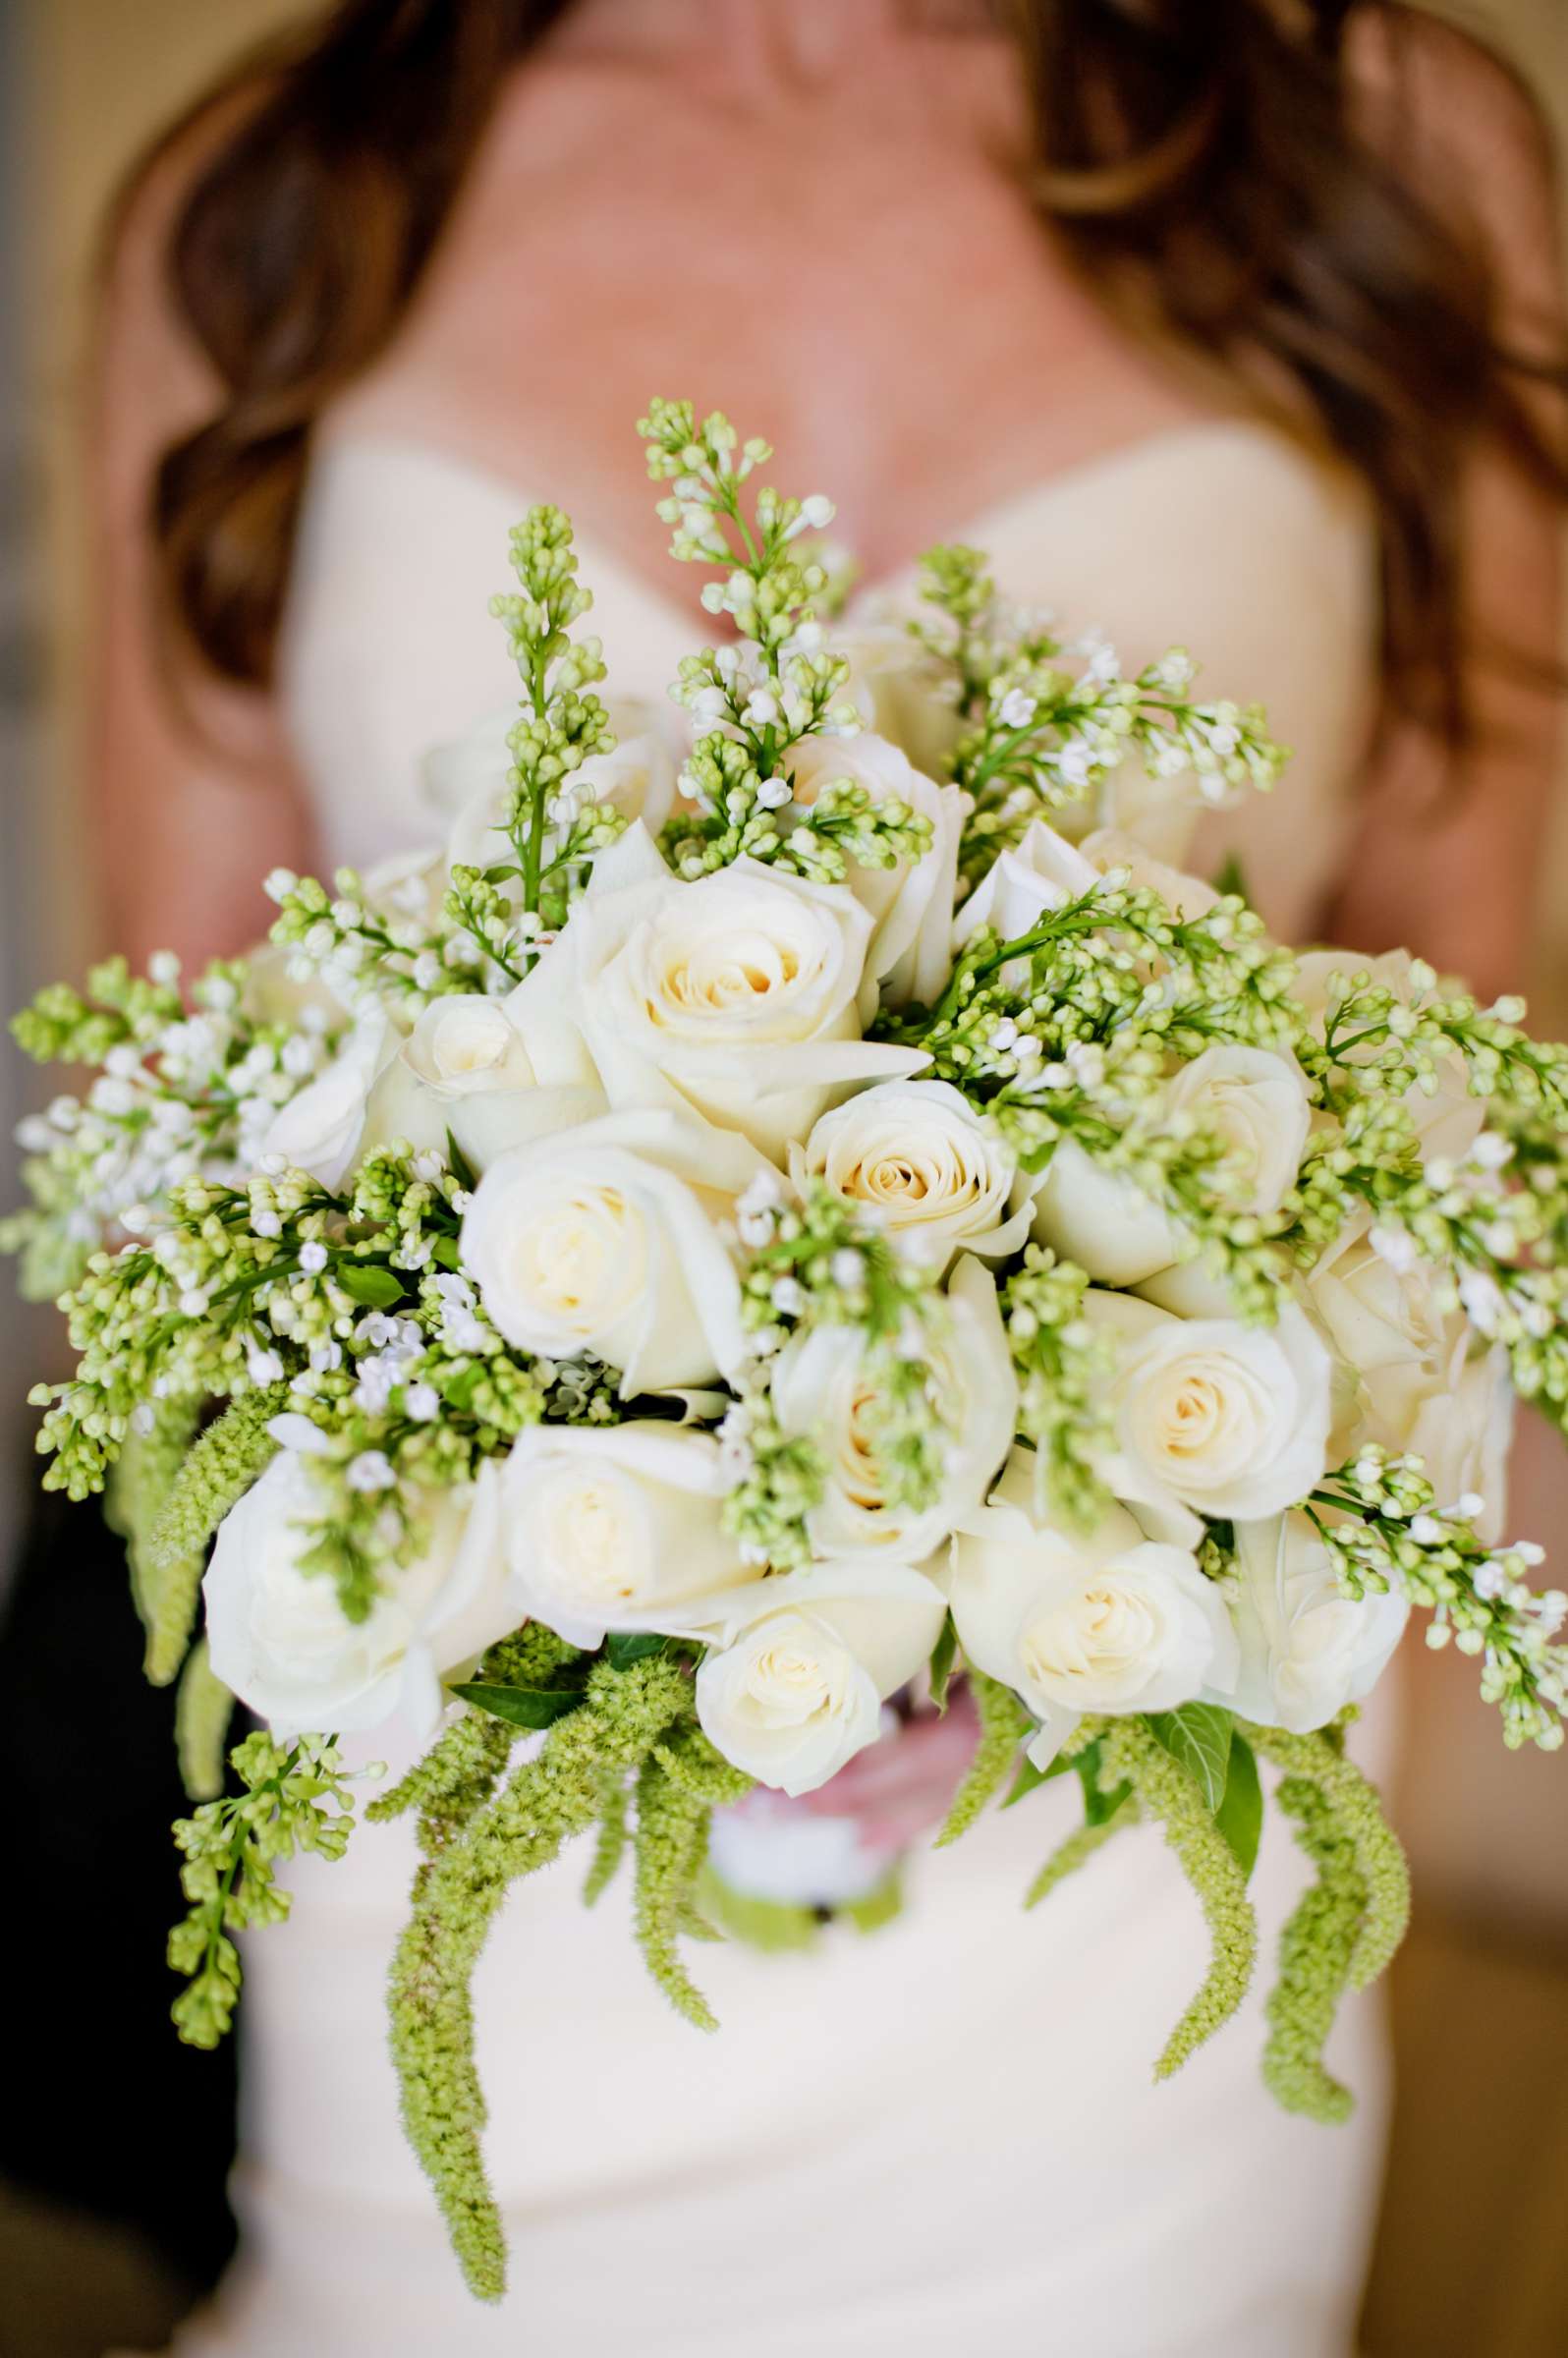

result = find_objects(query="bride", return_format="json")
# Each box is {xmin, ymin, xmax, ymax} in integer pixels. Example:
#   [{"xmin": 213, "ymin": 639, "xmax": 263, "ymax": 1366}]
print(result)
[{"xmin": 93, "ymin": 3, "xmax": 1563, "ymax": 2350}]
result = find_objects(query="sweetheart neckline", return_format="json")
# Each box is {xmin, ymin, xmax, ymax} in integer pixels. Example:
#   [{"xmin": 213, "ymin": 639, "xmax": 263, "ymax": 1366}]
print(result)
[{"xmin": 302, "ymin": 415, "xmax": 1359, "ymax": 644}]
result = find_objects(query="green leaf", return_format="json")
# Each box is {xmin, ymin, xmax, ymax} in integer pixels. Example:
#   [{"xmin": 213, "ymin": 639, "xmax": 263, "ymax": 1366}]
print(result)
[
  {"xmin": 927, "ymin": 1612, "xmax": 959, "ymax": 1715},
  {"xmin": 1071, "ymin": 1738, "xmax": 1131, "ymax": 1826},
  {"xmin": 337, "ymin": 1262, "xmax": 406, "ymax": 1310},
  {"xmin": 481, "ymin": 863, "xmax": 521, "ymax": 887},
  {"xmin": 444, "ymin": 1129, "xmax": 479, "ymax": 1195},
  {"xmin": 1213, "ymin": 1731, "xmax": 1263, "ymax": 1881},
  {"xmin": 1003, "ymin": 1742, "xmax": 1073, "ymax": 1809},
  {"xmin": 449, "ymin": 1681, "xmax": 584, "ymax": 1729},
  {"xmin": 1211, "ymin": 853, "xmax": 1252, "ymax": 906},
  {"xmin": 430, "ymin": 1233, "xmax": 464, "ymax": 1271},
  {"xmin": 605, "ymin": 1631, "xmax": 668, "ymax": 1671},
  {"xmin": 1148, "ymin": 1704, "xmax": 1235, "ymax": 1813}
]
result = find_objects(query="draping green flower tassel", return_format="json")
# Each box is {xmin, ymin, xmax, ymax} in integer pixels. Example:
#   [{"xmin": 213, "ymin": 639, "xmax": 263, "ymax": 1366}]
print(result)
[
  {"xmin": 1101, "ymin": 1717, "xmax": 1257, "ymax": 2079},
  {"xmin": 387, "ymin": 1656, "xmax": 692, "ymax": 2303},
  {"xmin": 583, "ymin": 1769, "xmax": 631, "ymax": 1906},
  {"xmin": 105, "ymin": 1396, "xmax": 200, "ymax": 1629},
  {"xmin": 142, "ymin": 1385, "xmax": 287, "ymax": 1684},
  {"xmin": 935, "ymin": 1672, "xmax": 1032, "ymax": 1847},
  {"xmin": 1247, "ymin": 1723, "xmax": 1410, "ymax": 1991},
  {"xmin": 368, "ymin": 1627, "xmax": 581, "ymax": 1856},
  {"xmin": 1260, "ymin": 1774, "xmax": 1365, "ymax": 2123},
  {"xmin": 632, "ymin": 1725, "xmax": 751, "ymax": 2031},
  {"xmin": 175, "ymin": 1639, "xmax": 233, "ymax": 1802},
  {"xmin": 1024, "ymin": 1793, "xmax": 1140, "ymax": 1910}
]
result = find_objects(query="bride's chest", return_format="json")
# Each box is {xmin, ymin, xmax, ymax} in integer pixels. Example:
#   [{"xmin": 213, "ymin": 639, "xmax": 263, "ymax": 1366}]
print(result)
[{"xmin": 329, "ymin": 87, "xmax": 1204, "ymax": 583}]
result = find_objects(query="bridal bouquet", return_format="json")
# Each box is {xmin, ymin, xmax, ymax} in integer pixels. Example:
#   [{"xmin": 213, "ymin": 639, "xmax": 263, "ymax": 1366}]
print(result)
[{"xmin": 11, "ymin": 400, "xmax": 1568, "ymax": 2300}]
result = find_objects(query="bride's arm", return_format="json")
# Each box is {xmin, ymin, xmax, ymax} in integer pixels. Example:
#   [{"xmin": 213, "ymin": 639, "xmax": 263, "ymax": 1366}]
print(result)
[
  {"xmin": 88, "ymin": 119, "xmax": 315, "ymax": 973},
  {"xmin": 1327, "ymin": 24, "xmax": 1564, "ymax": 1001}
]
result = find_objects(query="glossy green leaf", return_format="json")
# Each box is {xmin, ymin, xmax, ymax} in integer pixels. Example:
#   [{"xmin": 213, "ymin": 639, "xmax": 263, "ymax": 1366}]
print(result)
[
  {"xmin": 604, "ymin": 1631, "xmax": 668, "ymax": 1671},
  {"xmin": 927, "ymin": 1612, "xmax": 959, "ymax": 1715},
  {"xmin": 1148, "ymin": 1704, "xmax": 1235, "ymax": 1813},
  {"xmin": 1213, "ymin": 1731, "xmax": 1263, "ymax": 1881},
  {"xmin": 450, "ymin": 1681, "xmax": 584, "ymax": 1729},
  {"xmin": 444, "ymin": 1129, "xmax": 479, "ymax": 1195},
  {"xmin": 1212, "ymin": 854, "xmax": 1252, "ymax": 907},
  {"xmin": 336, "ymin": 1263, "xmax": 405, "ymax": 1310}
]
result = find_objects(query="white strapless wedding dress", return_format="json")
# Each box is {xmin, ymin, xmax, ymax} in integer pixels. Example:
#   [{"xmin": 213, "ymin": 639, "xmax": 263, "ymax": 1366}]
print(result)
[{"xmin": 153, "ymin": 421, "xmax": 1392, "ymax": 2358}]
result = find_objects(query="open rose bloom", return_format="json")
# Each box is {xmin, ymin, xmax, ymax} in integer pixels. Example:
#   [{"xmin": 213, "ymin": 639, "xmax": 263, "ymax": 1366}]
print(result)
[{"xmin": 13, "ymin": 399, "xmax": 1567, "ymax": 2302}]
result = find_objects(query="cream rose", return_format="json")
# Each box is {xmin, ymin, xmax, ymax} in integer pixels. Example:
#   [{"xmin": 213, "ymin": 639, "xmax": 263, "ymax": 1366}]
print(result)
[
  {"xmin": 952, "ymin": 817, "xmax": 1100, "ymax": 954},
  {"xmin": 360, "ymin": 993, "xmax": 604, "ymax": 1173},
  {"xmin": 204, "ymin": 1452, "xmax": 514, "ymax": 1738},
  {"xmin": 767, "ymin": 1255, "xmax": 1017, "ymax": 1561},
  {"xmin": 260, "ymin": 1008, "xmax": 396, "ymax": 1190},
  {"xmin": 1085, "ymin": 1289, "xmax": 1333, "ymax": 1522},
  {"xmin": 783, "ymin": 730, "xmax": 964, "ymax": 1007},
  {"xmin": 459, "ymin": 1105, "xmax": 762, "ymax": 1393},
  {"xmin": 1027, "ymin": 1044, "xmax": 1313, "ymax": 1289},
  {"xmin": 945, "ymin": 1446, "xmax": 1239, "ymax": 1766},
  {"xmin": 500, "ymin": 1421, "xmax": 750, "ymax": 1648},
  {"xmin": 511, "ymin": 838, "xmax": 927, "ymax": 1162},
  {"xmin": 1306, "ymin": 1213, "xmax": 1514, "ymax": 1535},
  {"xmin": 691, "ymin": 1560, "xmax": 946, "ymax": 1796},
  {"xmin": 790, "ymin": 1081, "xmax": 1029, "ymax": 1268},
  {"xmin": 1225, "ymin": 1511, "xmax": 1409, "ymax": 1732},
  {"xmin": 835, "ymin": 615, "xmax": 968, "ymax": 780},
  {"xmin": 1295, "ymin": 948, "xmax": 1485, "ymax": 1164},
  {"xmin": 1078, "ymin": 827, "xmax": 1222, "ymax": 921}
]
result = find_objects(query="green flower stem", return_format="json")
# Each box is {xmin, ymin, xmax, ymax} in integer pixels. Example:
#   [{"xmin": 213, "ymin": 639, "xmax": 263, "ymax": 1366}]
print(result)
[
  {"xmin": 1100, "ymin": 1717, "xmax": 1257, "ymax": 2079},
  {"xmin": 935, "ymin": 1672, "xmax": 1032, "ymax": 1847},
  {"xmin": 386, "ymin": 1656, "xmax": 691, "ymax": 2303}
]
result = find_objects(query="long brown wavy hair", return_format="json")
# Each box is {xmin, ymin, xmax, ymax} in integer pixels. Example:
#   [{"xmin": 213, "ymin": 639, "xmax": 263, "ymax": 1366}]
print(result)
[{"xmin": 131, "ymin": 0, "xmax": 1566, "ymax": 750}]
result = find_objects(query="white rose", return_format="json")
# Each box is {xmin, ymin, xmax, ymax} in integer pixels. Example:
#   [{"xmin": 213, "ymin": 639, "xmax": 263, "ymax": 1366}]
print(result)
[
  {"xmin": 428, "ymin": 697, "xmax": 680, "ymax": 863},
  {"xmin": 500, "ymin": 1421, "xmax": 751, "ymax": 1648},
  {"xmin": 1078, "ymin": 827, "xmax": 1222, "ymax": 921},
  {"xmin": 691, "ymin": 1560, "xmax": 946, "ymax": 1796},
  {"xmin": 1091, "ymin": 745, "xmax": 1217, "ymax": 865},
  {"xmin": 203, "ymin": 1452, "xmax": 514, "ymax": 1738},
  {"xmin": 945, "ymin": 1446, "xmax": 1239, "ymax": 1765},
  {"xmin": 260, "ymin": 1008, "xmax": 396, "ymax": 1190},
  {"xmin": 511, "ymin": 840, "xmax": 926, "ymax": 1161},
  {"xmin": 835, "ymin": 615, "xmax": 968, "ymax": 780},
  {"xmin": 783, "ymin": 731, "xmax": 965, "ymax": 1006},
  {"xmin": 1295, "ymin": 948, "xmax": 1485, "ymax": 1163},
  {"xmin": 459, "ymin": 1105, "xmax": 763, "ymax": 1393},
  {"xmin": 789, "ymin": 1081, "xmax": 1029, "ymax": 1269},
  {"xmin": 1085, "ymin": 1289, "xmax": 1333, "ymax": 1522},
  {"xmin": 1027, "ymin": 1044, "xmax": 1313, "ymax": 1288},
  {"xmin": 1306, "ymin": 1212, "xmax": 1514, "ymax": 1535},
  {"xmin": 360, "ymin": 993, "xmax": 604, "ymax": 1173},
  {"xmin": 767, "ymin": 1255, "xmax": 1017, "ymax": 1561},
  {"xmin": 1225, "ymin": 1511, "xmax": 1409, "ymax": 1732},
  {"xmin": 952, "ymin": 817, "xmax": 1100, "ymax": 953}
]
